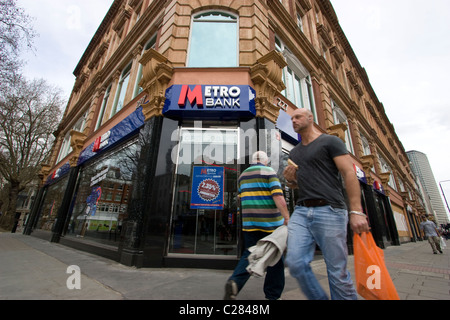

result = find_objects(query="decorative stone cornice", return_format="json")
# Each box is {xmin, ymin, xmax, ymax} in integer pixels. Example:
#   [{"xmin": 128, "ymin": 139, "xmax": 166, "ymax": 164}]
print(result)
[
  {"xmin": 88, "ymin": 41, "xmax": 109, "ymax": 70},
  {"xmin": 360, "ymin": 154, "xmax": 374, "ymax": 170},
  {"xmin": 138, "ymin": 49, "xmax": 173, "ymax": 121},
  {"xmin": 360, "ymin": 154, "xmax": 375, "ymax": 185},
  {"xmin": 316, "ymin": 23, "xmax": 333, "ymax": 47},
  {"xmin": 69, "ymin": 130, "xmax": 87, "ymax": 167},
  {"xmin": 297, "ymin": 0, "xmax": 312, "ymax": 11},
  {"xmin": 73, "ymin": 72, "xmax": 89, "ymax": 93},
  {"xmin": 379, "ymin": 172, "xmax": 391, "ymax": 185},
  {"xmin": 113, "ymin": 7, "xmax": 132, "ymax": 33},
  {"xmin": 327, "ymin": 122, "xmax": 347, "ymax": 142},
  {"xmin": 250, "ymin": 50, "xmax": 287, "ymax": 124},
  {"xmin": 39, "ymin": 163, "xmax": 51, "ymax": 181}
]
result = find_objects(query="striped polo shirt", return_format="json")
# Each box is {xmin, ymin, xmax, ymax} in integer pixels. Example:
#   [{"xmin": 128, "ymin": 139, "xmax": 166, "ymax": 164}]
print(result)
[{"xmin": 238, "ymin": 163, "xmax": 284, "ymax": 233}]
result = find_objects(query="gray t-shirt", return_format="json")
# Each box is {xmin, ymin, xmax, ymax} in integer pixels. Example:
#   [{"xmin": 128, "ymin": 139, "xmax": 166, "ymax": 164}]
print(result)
[
  {"xmin": 289, "ymin": 134, "xmax": 348, "ymax": 209},
  {"xmin": 420, "ymin": 220, "xmax": 438, "ymax": 237}
]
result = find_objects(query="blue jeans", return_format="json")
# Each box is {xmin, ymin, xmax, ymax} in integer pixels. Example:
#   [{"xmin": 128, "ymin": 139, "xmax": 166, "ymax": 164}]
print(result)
[
  {"xmin": 229, "ymin": 231, "xmax": 285, "ymax": 300},
  {"xmin": 285, "ymin": 205, "xmax": 357, "ymax": 300}
]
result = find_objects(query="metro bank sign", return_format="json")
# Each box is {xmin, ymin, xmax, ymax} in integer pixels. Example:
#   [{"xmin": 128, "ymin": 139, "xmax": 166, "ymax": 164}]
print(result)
[{"xmin": 162, "ymin": 85, "xmax": 256, "ymax": 120}]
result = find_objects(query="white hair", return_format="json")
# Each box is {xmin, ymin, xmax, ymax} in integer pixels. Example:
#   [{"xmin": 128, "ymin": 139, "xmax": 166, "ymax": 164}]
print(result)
[{"xmin": 252, "ymin": 151, "xmax": 269, "ymax": 165}]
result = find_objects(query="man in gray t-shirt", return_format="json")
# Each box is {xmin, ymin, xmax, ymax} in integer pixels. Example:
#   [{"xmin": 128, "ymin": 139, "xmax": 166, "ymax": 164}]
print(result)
[
  {"xmin": 288, "ymin": 133, "xmax": 348, "ymax": 209},
  {"xmin": 283, "ymin": 108, "xmax": 369, "ymax": 300},
  {"xmin": 420, "ymin": 216, "xmax": 442, "ymax": 254}
]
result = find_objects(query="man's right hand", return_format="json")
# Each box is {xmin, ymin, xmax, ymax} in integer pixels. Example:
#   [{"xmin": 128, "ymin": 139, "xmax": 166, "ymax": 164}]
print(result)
[{"xmin": 283, "ymin": 165, "xmax": 298, "ymax": 188}]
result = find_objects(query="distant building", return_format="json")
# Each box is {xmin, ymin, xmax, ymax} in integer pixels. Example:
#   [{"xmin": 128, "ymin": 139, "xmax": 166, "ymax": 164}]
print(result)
[{"xmin": 407, "ymin": 150, "xmax": 449, "ymax": 225}]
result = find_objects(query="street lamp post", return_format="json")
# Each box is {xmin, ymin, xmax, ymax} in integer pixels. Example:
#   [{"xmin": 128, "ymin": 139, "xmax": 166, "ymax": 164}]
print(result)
[{"xmin": 438, "ymin": 180, "xmax": 450, "ymax": 218}]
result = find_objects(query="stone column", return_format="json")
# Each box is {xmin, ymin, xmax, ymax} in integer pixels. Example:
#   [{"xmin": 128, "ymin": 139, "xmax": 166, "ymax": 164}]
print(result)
[{"xmin": 119, "ymin": 49, "xmax": 174, "ymax": 267}]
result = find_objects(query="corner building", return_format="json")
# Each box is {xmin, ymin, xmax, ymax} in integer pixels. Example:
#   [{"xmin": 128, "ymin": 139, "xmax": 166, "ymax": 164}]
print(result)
[{"xmin": 26, "ymin": 0, "xmax": 427, "ymax": 268}]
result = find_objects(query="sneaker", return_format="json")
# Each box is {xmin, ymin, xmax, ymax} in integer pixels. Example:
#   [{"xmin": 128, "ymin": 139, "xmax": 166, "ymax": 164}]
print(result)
[
  {"xmin": 433, "ymin": 252, "xmax": 437, "ymax": 254},
  {"xmin": 439, "ymin": 250, "xmax": 443, "ymax": 254},
  {"xmin": 224, "ymin": 280, "xmax": 238, "ymax": 300}
]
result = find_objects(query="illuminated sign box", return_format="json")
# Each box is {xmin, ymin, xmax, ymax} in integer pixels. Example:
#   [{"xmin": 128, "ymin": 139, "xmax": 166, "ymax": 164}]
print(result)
[{"xmin": 163, "ymin": 85, "xmax": 256, "ymax": 120}]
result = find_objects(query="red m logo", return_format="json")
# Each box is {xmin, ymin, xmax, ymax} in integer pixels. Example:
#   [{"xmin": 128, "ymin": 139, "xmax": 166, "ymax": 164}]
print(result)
[{"xmin": 178, "ymin": 85, "xmax": 203, "ymax": 107}]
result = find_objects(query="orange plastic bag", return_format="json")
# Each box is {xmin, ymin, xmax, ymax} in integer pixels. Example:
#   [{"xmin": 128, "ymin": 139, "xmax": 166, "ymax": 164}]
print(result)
[{"xmin": 353, "ymin": 232, "xmax": 400, "ymax": 300}]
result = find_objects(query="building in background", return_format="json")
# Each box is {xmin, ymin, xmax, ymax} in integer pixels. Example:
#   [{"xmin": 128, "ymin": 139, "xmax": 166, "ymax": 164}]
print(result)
[
  {"xmin": 407, "ymin": 150, "xmax": 449, "ymax": 225},
  {"xmin": 25, "ymin": 0, "xmax": 429, "ymax": 268}
]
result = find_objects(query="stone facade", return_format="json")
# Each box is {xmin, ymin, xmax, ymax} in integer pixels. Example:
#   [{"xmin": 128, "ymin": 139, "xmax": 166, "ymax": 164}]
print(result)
[{"xmin": 35, "ymin": 0, "xmax": 428, "ymax": 264}]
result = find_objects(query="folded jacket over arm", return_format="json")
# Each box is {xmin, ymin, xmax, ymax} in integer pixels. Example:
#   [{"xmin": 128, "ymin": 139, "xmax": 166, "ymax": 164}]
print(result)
[{"xmin": 246, "ymin": 225, "xmax": 288, "ymax": 277}]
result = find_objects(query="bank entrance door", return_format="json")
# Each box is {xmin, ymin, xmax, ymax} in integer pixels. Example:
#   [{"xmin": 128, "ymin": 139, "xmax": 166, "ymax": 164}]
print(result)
[{"xmin": 168, "ymin": 127, "xmax": 240, "ymax": 256}]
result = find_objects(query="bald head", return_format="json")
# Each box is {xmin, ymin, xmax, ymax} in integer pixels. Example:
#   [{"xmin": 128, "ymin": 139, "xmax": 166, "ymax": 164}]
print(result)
[
  {"xmin": 291, "ymin": 108, "xmax": 314, "ymax": 133},
  {"xmin": 252, "ymin": 151, "xmax": 269, "ymax": 165},
  {"xmin": 292, "ymin": 108, "xmax": 313, "ymax": 118}
]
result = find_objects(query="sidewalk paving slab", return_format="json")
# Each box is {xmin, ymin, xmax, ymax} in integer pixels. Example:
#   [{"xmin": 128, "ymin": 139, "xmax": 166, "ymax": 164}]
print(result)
[{"xmin": 0, "ymin": 232, "xmax": 448, "ymax": 301}]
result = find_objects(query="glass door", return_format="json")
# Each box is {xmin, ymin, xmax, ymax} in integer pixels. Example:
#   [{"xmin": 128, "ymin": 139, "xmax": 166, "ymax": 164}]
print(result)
[{"xmin": 169, "ymin": 127, "xmax": 240, "ymax": 256}]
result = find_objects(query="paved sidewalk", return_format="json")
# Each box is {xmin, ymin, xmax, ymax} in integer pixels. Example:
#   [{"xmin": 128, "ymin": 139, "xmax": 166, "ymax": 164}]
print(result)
[{"xmin": 0, "ymin": 232, "xmax": 448, "ymax": 300}]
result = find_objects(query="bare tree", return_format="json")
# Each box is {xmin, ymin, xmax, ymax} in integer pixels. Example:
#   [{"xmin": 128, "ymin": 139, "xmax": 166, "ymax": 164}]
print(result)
[
  {"xmin": 0, "ymin": 0, "xmax": 36, "ymax": 87},
  {"xmin": 0, "ymin": 75, "xmax": 64, "ymax": 229}
]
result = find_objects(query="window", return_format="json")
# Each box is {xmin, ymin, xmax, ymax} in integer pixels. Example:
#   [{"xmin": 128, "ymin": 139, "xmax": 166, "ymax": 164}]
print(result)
[
  {"xmin": 169, "ymin": 127, "xmax": 239, "ymax": 255},
  {"xmin": 133, "ymin": 35, "xmax": 157, "ymax": 98},
  {"xmin": 331, "ymin": 100, "xmax": 354, "ymax": 154},
  {"xmin": 111, "ymin": 63, "xmax": 132, "ymax": 117},
  {"xmin": 297, "ymin": 13, "xmax": 304, "ymax": 32},
  {"xmin": 73, "ymin": 112, "xmax": 87, "ymax": 133},
  {"xmin": 397, "ymin": 177, "xmax": 406, "ymax": 193},
  {"xmin": 56, "ymin": 113, "xmax": 87, "ymax": 163},
  {"xmin": 378, "ymin": 153, "xmax": 397, "ymax": 190},
  {"xmin": 275, "ymin": 36, "xmax": 317, "ymax": 120},
  {"xmin": 187, "ymin": 11, "xmax": 238, "ymax": 67},
  {"xmin": 322, "ymin": 43, "xmax": 328, "ymax": 61},
  {"xmin": 360, "ymin": 133, "xmax": 371, "ymax": 156},
  {"xmin": 57, "ymin": 132, "xmax": 72, "ymax": 163},
  {"xmin": 284, "ymin": 67, "xmax": 302, "ymax": 107},
  {"xmin": 64, "ymin": 139, "xmax": 138, "ymax": 246},
  {"xmin": 95, "ymin": 84, "xmax": 112, "ymax": 130}
]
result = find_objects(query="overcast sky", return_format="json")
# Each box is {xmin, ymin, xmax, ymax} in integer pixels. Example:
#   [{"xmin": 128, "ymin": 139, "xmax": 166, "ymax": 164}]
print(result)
[
  {"xmin": 17, "ymin": 0, "xmax": 450, "ymax": 219},
  {"xmin": 331, "ymin": 0, "xmax": 450, "ymax": 220}
]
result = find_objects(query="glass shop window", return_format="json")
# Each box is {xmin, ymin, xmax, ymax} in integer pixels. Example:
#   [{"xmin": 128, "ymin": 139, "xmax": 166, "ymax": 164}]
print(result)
[
  {"xmin": 169, "ymin": 127, "xmax": 240, "ymax": 256},
  {"xmin": 34, "ymin": 176, "xmax": 69, "ymax": 232},
  {"xmin": 64, "ymin": 139, "xmax": 139, "ymax": 247}
]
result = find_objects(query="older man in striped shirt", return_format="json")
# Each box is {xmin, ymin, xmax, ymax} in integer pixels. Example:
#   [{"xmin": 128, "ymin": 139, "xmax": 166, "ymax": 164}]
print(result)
[{"xmin": 224, "ymin": 151, "xmax": 290, "ymax": 300}]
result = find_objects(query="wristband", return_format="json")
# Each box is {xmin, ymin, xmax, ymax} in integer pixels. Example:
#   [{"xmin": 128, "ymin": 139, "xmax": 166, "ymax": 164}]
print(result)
[{"xmin": 350, "ymin": 211, "xmax": 367, "ymax": 218}]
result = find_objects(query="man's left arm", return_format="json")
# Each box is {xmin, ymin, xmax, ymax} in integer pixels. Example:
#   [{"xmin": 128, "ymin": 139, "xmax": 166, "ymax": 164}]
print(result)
[
  {"xmin": 273, "ymin": 195, "xmax": 290, "ymax": 226},
  {"xmin": 334, "ymin": 154, "xmax": 370, "ymax": 234}
]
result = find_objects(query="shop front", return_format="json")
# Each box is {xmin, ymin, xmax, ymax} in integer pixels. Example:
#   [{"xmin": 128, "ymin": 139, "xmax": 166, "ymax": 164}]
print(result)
[
  {"xmin": 27, "ymin": 164, "xmax": 71, "ymax": 237},
  {"xmin": 353, "ymin": 164, "xmax": 401, "ymax": 250},
  {"xmin": 27, "ymin": 54, "xmax": 302, "ymax": 268},
  {"xmin": 127, "ymin": 80, "xmax": 289, "ymax": 268}
]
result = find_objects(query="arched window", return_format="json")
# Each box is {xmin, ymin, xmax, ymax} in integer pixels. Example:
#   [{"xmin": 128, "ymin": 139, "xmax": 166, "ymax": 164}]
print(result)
[{"xmin": 187, "ymin": 11, "xmax": 238, "ymax": 67}]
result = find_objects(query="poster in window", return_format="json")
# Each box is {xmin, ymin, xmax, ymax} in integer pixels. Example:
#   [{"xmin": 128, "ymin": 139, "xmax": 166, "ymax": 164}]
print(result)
[
  {"xmin": 86, "ymin": 186, "xmax": 102, "ymax": 216},
  {"xmin": 190, "ymin": 166, "xmax": 224, "ymax": 210}
]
